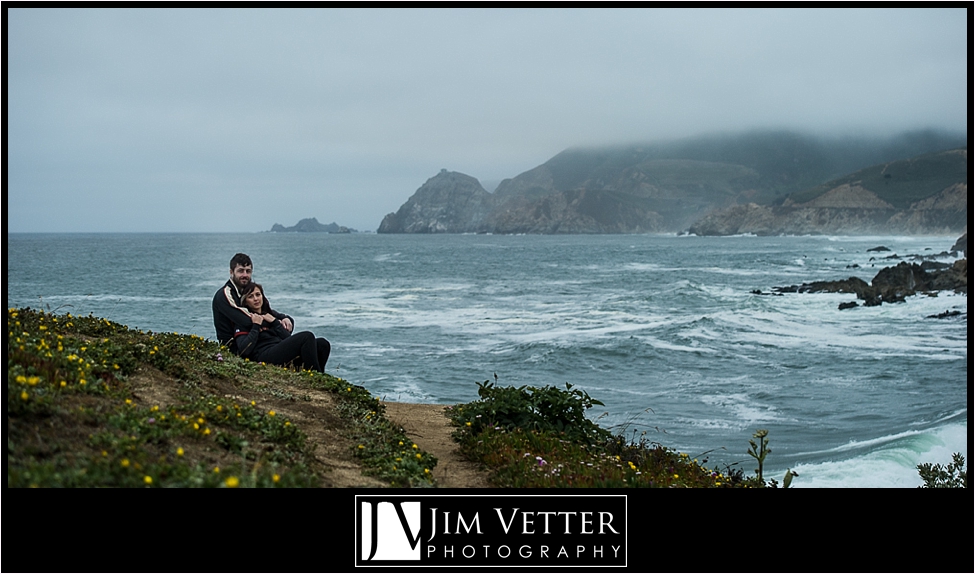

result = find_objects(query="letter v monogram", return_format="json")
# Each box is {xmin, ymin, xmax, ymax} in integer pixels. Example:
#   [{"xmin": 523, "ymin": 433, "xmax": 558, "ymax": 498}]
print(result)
[{"xmin": 365, "ymin": 501, "xmax": 422, "ymax": 561}]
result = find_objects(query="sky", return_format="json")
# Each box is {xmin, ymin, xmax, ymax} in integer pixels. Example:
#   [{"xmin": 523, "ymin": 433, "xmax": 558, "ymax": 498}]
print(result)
[{"xmin": 5, "ymin": 7, "xmax": 968, "ymax": 233}]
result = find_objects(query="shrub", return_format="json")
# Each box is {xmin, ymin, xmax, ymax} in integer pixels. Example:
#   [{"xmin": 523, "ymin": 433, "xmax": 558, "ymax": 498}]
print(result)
[
  {"xmin": 917, "ymin": 453, "xmax": 967, "ymax": 488},
  {"xmin": 452, "ymin": 378, "xmax": 610, "ymax": 444}
]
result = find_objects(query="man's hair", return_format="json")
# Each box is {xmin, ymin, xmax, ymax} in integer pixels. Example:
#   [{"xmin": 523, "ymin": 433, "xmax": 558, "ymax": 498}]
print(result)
[{"xmin": 230, "ymin": 253, "xmax": 252, "ymax": 271}]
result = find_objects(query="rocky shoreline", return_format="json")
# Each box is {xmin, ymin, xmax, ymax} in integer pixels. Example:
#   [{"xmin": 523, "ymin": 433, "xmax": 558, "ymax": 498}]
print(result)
[{"xmin": 759, "ymin": 234, "xmax": 967, "ymax": 310}]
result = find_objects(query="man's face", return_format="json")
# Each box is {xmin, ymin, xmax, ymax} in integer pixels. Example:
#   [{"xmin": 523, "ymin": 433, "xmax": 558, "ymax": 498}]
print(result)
[{"xmin": 231, "ymin": 264, "xmax": 253, "ymax": 289}]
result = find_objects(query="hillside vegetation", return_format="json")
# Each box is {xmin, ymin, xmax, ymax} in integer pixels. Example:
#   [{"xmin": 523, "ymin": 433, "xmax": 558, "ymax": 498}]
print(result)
[
  {"xmin": 787, "ymin": 148, "xmax": 967, "ymax": 209},
  {"xmin": 7, "ymin": 307, "xmax": 436, "ymax": 488}
]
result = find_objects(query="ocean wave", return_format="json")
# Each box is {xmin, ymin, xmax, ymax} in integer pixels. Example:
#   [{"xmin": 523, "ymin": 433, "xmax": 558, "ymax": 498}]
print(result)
[{"xmin": 785, "ymin": 419, "xmax": 968, "ymax": 488}]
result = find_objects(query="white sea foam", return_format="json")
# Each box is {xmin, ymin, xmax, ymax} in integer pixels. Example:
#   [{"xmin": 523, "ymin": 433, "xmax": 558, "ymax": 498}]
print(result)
[
  {"xmin": 698, "ymin": 392, "xmax": 791, "ymax": 426},
  {"xmin": 641, "ymin": 336, "xmax": 718, "ymax": 354},
  {"xmin": 373, "ymin": 252, "xmax": 403, "ymax": 262},
  {"xmin": 785, "ymin": 420, "xmax": 968, "ymax": 488}
]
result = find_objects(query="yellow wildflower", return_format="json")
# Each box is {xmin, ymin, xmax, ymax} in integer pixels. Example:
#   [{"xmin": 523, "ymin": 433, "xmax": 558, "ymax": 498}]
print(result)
[{"xmin": 225, "ymin": 476, "xmax": 240, "ymax": 488}]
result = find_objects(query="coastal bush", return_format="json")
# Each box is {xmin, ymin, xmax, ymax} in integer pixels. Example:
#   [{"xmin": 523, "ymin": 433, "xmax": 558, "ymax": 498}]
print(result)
[
  {"xmin": 447, "ymin": 380, "xmax": 759, "ymax": 488},
  {"xmin": 457, "ymin": 378, "xmax": 611, "ymax": 443},
  {"xmin": 917, "ymin": 453, "xmax": 967, "ymax": 488}
]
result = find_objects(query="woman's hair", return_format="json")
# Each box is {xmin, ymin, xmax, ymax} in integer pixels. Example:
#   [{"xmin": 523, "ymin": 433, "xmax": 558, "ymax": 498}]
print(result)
[{"xmin": 239, "ymin": 282, "xmax": 271, "ymax": 314}]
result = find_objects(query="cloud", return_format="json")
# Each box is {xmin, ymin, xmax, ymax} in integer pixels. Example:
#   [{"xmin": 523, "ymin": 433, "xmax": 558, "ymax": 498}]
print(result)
[{"xmin": 6, "ymin": 7, "xmax": 968, "ymax": 232}]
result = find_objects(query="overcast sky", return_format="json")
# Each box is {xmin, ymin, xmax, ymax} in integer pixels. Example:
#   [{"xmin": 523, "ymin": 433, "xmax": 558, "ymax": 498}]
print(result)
[{"xmin": 6, "ymin": 7, "xmax": 968, "ymax": 233}]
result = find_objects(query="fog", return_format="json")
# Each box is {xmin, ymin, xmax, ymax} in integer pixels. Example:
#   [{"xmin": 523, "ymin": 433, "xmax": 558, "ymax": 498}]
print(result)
[{"xmin": 5, "ymin": 8, "xmax": 967, "ymax": 232}]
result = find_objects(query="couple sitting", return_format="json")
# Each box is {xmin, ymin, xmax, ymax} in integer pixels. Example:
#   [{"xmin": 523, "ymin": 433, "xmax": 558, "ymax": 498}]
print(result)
[{"xmin": 212, "ymin": 253, "xmax": 330, "ymax": 372}]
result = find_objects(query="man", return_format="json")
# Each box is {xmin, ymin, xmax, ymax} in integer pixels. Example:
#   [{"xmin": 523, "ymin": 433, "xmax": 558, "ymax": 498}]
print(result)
[{"xmin": 212, "ymin": 253, "xmax": 293, "ymax": 352}]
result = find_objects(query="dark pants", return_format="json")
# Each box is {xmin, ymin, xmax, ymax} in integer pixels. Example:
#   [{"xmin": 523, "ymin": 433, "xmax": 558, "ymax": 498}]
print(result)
[{"xmin": 255, "ymin": 331, "xmax": 330, "ymax": 372}]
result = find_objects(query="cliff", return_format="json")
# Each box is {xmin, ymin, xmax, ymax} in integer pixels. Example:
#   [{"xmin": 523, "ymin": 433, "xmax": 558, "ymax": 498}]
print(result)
[{"xmin": 377, "ymin": 130, "xmax": 966, "ymax": 235}]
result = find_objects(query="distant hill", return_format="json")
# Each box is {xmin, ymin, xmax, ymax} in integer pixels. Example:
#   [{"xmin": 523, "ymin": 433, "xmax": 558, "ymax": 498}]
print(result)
[
  {"xmin": 270, "ymin": 218, "xmax": 356, "ymax": 233},
  {"xmin": 688, "ymin": 148, "xmax": 967, "ymax": 236},
  {"xmin": 377, "ymin": 129, "xmax": 966, "ymax": 234},
  {"xmin": 378, "ymin": 170, "xmax": 492, "ymax": 233}
]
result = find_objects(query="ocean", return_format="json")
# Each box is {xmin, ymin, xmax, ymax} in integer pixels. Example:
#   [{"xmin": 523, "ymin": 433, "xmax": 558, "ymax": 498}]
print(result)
[{"xmin": 6, "ymin": 232, "xmax": 968, "ymax": 487}]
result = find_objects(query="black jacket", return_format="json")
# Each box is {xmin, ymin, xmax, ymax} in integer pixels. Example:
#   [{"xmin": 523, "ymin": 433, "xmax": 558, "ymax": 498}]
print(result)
[
  {"xmin": 233, "ymin": 318, "xmax": 292, "ymax": 360},
  {"xmin": 212, "ymin": 280, "xmax": 293, "ymax": 351}
]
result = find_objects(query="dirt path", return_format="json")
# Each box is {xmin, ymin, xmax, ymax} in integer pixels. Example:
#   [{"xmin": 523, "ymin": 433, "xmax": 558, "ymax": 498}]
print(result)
[{"xmin": 382, "ymin": 402, "xmax": 493, "ymax": 488}]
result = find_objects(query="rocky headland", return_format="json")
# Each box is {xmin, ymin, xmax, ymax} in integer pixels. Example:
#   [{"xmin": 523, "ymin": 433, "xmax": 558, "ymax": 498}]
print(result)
[
  {"xmin": 376, "ymin": 130, "xmax": 966, "ymax": 235},
  {"xmin": 378, "ymin": 170, "xmax": 493, "ymax": 233}
]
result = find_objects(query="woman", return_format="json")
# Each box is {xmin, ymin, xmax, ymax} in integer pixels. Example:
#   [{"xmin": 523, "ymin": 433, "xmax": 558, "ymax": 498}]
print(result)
[{"xmin": 234, "ymin": 282, "xmax": 330, "ymax": 373}]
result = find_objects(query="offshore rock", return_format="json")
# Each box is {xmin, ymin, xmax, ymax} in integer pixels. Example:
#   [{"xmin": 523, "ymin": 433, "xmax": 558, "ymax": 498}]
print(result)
[
  {"xmin": 772, "ymin": 259, "xmax": 968, "ymax": 307},
  {"xmin": 270, "ymin": 218, "xmax": 354, "ymax": 233},
  {"xmin": 926, "ymin": 310, "xmax": 962, "ymax": 319}
]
